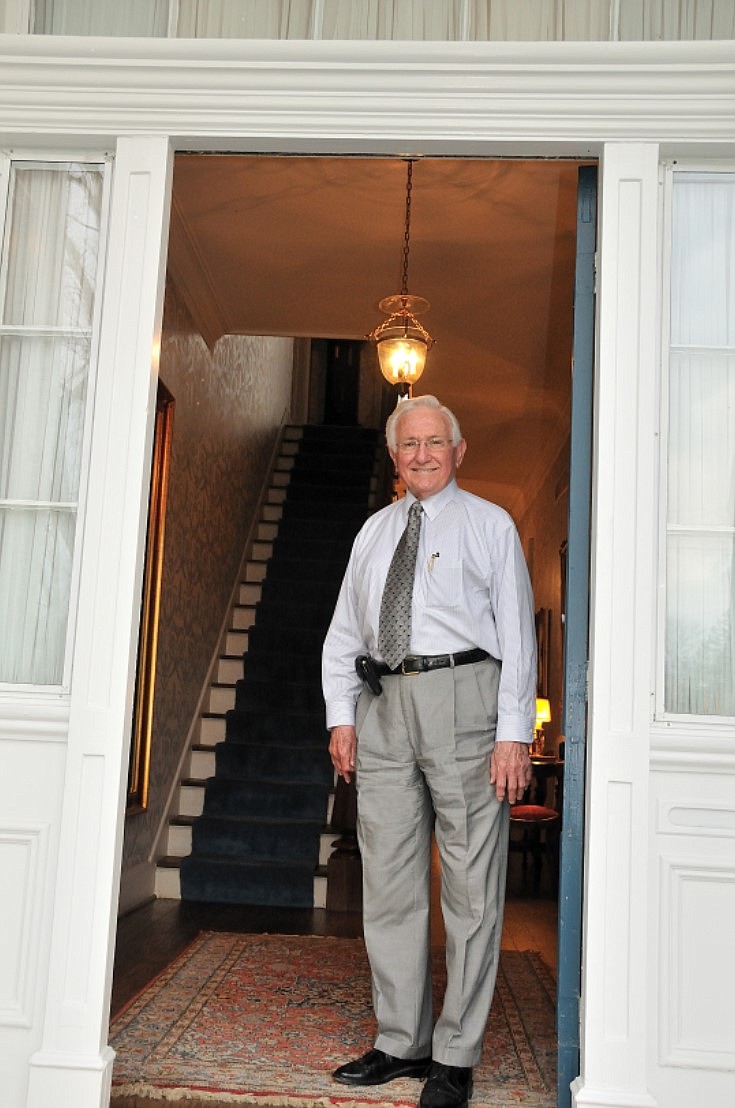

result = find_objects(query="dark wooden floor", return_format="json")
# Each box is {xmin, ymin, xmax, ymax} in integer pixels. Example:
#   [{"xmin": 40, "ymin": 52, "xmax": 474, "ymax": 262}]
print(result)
[{"xmin": 111, "ymin": 849, "xmax": 558, "ymax": 1018}]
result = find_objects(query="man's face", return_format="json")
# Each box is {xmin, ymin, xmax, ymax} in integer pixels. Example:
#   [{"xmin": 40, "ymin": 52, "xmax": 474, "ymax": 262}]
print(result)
[{"xmin": 389, "ymin": 407, "xmax": 466, "ymax": 501}]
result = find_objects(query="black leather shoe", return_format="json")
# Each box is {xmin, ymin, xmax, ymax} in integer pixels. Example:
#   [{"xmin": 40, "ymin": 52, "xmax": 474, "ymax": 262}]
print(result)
[
  {"xmin": 332, "ymin": 1048, "xmax": 432, "ymax": 1086},
  {"xmin": 419, "ymin": 1062, "xmax": 473, "ymax": 1108}
]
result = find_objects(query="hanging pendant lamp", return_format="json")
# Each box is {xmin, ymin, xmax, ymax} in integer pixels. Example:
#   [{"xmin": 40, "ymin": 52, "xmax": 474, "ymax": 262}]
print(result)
[{"xmin": 368, "ymin": 160, "xmax": 434, "ymax": 394}]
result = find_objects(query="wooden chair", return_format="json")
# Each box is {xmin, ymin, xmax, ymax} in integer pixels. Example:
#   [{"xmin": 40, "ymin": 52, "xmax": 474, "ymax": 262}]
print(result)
[{"xmin": 509, "ymin": 761, "xmax": 563, "ymax": 894}]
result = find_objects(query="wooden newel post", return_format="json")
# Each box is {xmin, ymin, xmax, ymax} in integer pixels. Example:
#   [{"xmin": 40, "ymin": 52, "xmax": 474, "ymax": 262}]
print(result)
[{"xmin": 326, "ymin": 776, "xmax": 363, "ymax": 912}]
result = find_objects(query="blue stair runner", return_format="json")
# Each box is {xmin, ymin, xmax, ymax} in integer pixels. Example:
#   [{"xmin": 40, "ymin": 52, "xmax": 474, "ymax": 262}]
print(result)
[{"xmin": 179, "ymin": 424, "xmax": 378, "ymax": 907}]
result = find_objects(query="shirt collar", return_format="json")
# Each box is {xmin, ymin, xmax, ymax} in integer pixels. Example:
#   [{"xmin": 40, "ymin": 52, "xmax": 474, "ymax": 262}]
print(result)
[{"xmin": 405, "ymin": 479, "xmax": 458, "ymax": 522}]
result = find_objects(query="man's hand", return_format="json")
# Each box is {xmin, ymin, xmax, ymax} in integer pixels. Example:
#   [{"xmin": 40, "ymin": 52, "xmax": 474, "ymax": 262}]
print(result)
[
  {"xmin": 490, "ymin": 741, "xmax": 532, "ymax": 803},
  {"xmin": 329, "ymin": 725, "xmax": 357, "ymax": 784}
]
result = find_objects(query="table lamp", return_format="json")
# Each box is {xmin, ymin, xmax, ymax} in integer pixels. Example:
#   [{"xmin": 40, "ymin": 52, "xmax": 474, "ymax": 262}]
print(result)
[{"xmin": 533, "ymin": 697, "xmax": 551, "ymax": 756}]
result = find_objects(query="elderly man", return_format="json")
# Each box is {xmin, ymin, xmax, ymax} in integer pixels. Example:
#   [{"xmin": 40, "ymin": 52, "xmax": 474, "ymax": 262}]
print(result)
[{"xmin": 321, "ymin": 395, "xmax": 536, "ymax": 1108}]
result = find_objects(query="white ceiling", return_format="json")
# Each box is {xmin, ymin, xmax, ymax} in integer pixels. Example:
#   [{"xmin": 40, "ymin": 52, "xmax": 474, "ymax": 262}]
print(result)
[{"xmin": 167, "ymin": 154, "xmax": 581, "ymax": 513}]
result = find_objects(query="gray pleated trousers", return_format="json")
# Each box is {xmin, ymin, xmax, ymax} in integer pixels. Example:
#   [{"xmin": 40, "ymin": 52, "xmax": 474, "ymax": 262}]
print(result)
[{"xmin": 354, "ymin": 657, "xmax": 508, "ymax": 1068}]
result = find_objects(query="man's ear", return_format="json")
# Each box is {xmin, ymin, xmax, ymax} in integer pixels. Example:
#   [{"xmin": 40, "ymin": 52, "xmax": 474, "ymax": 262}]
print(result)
[{"xmin": 455, "ymin": 439, "xmax": 467, "ymax": 467}]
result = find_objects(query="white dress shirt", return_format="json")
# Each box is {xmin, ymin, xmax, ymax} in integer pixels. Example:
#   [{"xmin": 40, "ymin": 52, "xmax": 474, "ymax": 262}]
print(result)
[{"xmin": 322, "ymin": 479, "xmax": 537, "ymax": 743}]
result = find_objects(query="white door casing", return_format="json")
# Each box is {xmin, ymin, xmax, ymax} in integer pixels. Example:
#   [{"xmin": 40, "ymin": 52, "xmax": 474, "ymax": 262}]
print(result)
[
  {"xmin": 22, "ymin": 134, "xmax": 173, "ymax": 1108},
  {"xmin": 0, "ymin": 37, "xmax": 731, "ymax": 1108}
]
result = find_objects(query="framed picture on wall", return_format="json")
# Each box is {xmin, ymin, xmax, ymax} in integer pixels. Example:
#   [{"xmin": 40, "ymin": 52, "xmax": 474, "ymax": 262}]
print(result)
[{"xmin": 535, "ymin": 607, "xmax": 551, "ymax": 698}]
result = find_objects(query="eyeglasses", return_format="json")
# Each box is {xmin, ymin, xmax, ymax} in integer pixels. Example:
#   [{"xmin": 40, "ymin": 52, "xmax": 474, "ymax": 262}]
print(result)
[{"xmin": 396, "ymin": 437, "xmax": 452, "ymax": 453}]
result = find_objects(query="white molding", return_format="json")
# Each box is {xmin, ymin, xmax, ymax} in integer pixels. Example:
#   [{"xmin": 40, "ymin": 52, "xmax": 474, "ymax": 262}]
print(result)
[
  {"xmin": 0, "ymin": 2, "xmax": 29, "ymax": 35},
  {"xmin": 0, "ymin": 700, "xmax": 69, "ymax": 741},
  {"xmin": 650, "ymin": 719, "xmax": 735, "ymax": 770},
  {"xmin": 659, "ymin": 855, "xmax": 735, "ymax": 1070},
  {"xmin": 26, "ymin": 134, "xmax": 173, "ymax": 1108},
  {"xmin": 0, "ymin": 39, "xmax": 732, "ymax": 154},
  {"xmin": 656, "ymin": 799, "xmax": 735, "ymax": 837},
  {"xmin": 0, "ymin": 823, "xmax": 49, "ymax": 1027},
  {"xmin": 575, "ymin": 143, "xmax": 661, "ymax": 1108}
]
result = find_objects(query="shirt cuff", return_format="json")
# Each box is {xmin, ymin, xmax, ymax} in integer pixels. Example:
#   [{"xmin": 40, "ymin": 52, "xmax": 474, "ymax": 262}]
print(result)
[
  {"xmin": 326, "ymin": 699, "xmax": 357, "ymax": 731},
  {"xmin": 496, "ymin": 713, "xmax": 534, "ymax": 744}
]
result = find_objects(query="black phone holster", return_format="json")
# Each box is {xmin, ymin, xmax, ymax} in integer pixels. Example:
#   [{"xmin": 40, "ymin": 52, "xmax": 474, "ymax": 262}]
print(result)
[{"xmin": 355, "ymin": 654, "xmax": 383, "ymax": 696}]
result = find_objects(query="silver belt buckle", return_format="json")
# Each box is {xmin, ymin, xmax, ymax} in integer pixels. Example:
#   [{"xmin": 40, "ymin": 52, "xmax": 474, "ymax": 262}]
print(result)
[{"xmin": 401, "ymin": 657, "xmax": 421, "ymax": 676}]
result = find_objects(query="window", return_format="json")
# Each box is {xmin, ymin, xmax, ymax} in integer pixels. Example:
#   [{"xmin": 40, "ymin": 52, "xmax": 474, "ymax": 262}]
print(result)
[
  {"xmin": 663, "ymin": 171, "xmax": 735, "ymax": 717},
  {"xmin": 31, "ymin": 0, "xmax": 169, "ymax": 35},
  {"xmin": 0, "ymin": 160, "xmax": 105, "ymax": 685}
]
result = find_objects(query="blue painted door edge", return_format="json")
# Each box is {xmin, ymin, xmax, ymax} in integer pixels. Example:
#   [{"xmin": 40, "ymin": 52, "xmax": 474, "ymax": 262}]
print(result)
[{"xmin": 556, "ymin": 163, "xmax": 597, "ymax": 1108}]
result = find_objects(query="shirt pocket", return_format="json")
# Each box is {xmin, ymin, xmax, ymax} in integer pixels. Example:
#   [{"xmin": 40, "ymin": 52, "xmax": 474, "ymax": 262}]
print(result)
[{"xmin": 425, "ymin": 560, "xmax": 463, "ymax": 609}]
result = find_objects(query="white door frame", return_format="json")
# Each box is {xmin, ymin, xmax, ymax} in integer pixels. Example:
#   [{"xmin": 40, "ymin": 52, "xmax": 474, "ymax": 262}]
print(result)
[{"xmin": 0, "ymin": 36, "xmax": 731, "ymax": 1108}]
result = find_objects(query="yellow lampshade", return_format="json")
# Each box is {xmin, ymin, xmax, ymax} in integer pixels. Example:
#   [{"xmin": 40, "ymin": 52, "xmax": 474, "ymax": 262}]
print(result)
[{"xmin": 535, "ymin": 698, "xmax": 551, "ymax": 727}]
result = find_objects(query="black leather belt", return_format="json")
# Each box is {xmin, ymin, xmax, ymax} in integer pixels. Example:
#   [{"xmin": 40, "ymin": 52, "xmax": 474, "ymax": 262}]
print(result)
[{"xmin": 375, "ymin": 647, "xmax": 490, "ymax": 676}]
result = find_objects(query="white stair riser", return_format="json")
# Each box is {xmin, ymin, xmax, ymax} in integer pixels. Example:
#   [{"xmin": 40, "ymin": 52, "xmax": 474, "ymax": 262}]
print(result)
[
  {"xmin": 239, "ymin": 582, "xmax": 261, "ymax": 605},
  {"xmin": 313, "ymin": 874, "xmax": 327, "ymax": 909},
  {"xmin": 209, "ymin": 685, "xmax": 235, "ymax": 713},
  {"xmin": 226, "ymin": 630, "xmax": 248, "ymax": 655},
  {"xmin": 179, "ymin": 784, "xmax": 205, "ymax": 817},
  {"xmin": 232, "ymin": 606, "xmax": 255, "ymax": 630},
  {"xmin": 200, "ymin": 716, "xmax": 225, "ymax": 745},
  {"xmin": 245, "ymin": 562, "xmax": 267, "ymax": 583},
  {"xmin": 252, "ymin": 540, "xmax": 273, "ymax": 560},
  {"xmin": 320, "ymin": 831, "xmax": 340, "ymax": 867},
  {"xmin": 217, "ymin": 657, "xmax": 243, "ymax": 684},
  {"xmin": 168, "ymin": 824, "xmax": 192, "ymax": 857},
  {"xmin": 191, "ymin": 749, "xmax": 216, "ymax": 778},
  {"xmin": 155, "ymin": 867, "xmax": 181, "ymax": 899}
]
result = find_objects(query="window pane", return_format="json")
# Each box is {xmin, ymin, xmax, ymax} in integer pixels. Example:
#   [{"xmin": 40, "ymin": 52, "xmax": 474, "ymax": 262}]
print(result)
[
  {"xmin": 666, "ymin": 533, "xmax": 735, "ymax": 716},
  {"xmin": 2, "ymin": 165, "xmax": 102, "ymax": 329},
  {"xmin": 176, "ymin": 0, "xmax": 312, "ymax": 38},
  {"xmin": 0, "ymin": 336, "xmax": 91, "ymax": 502},
  {"xmin": 668, "ymin": 351, "xmax": 735, "ymax": 528},
  {"xmin": 0, "ymin": 508, "xmax": 75, "ymax": 684},
  {"xmin": 0, "ymin": 160, "xmax": 102, "ymax": 687},
  {"xmin": 33, "ymin": 0, "xmax": 168, "ymax": 36},
  {"xmin": 322, "ymin": 0, "xmax": 463, "ymax": 40},
  {"xmin": 665, "ymin": 173, "xmax": 735, "ymax": 718},
  {"xmin": 670, "ymin": 175, "xmax": 735, "ymax": 347}
]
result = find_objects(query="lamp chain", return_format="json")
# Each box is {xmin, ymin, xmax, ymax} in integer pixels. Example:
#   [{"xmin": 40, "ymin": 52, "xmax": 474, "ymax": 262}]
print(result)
[{"xmin": 401, "ymin": 160, "xmax": 413, "ymax": 296}]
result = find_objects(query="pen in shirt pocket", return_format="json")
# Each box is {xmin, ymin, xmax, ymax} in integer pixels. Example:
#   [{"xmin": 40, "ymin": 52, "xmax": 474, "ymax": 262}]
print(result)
[{"xmin": 428, "ymin": 552, "xmax": 440, "ymax": 573}]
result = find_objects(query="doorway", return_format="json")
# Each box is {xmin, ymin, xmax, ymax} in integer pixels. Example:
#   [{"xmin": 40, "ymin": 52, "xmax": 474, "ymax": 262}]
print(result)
[{"xmin": 117, "ymin": 152, "xmax": 591, "ymax": 1105}]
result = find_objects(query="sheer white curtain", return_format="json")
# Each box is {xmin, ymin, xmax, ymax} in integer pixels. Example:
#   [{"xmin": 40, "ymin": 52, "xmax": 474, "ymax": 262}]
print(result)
[
  {"xmin": 175, "ymin": 0, "xmax": 612, "ymax": 40},
  {"xmin": 665, "ymin": 173, "xmax": 735, "ymax": 716},
  {"xmin": 0, "ymin": 164, "xmax": 103, "ymax": 684},
  {"xmin": 33, "ymin": 0, "xmax": 168, "ymax": 35},
  {"xmin": 176, "ymin": 0, "xmax": 314, "ymax": 38},
  {"xmin": 617, "ymin": 0, "xmax": 735, "ymax": 40},
  {"xmin": 28, "ymin": 0, "xmax": 735, "ymax": 40}
]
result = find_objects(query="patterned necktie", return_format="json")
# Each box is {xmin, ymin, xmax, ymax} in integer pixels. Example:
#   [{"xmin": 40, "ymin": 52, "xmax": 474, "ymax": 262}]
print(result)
[{"xmin": 378, "ymin": 500, "xmax": 423, "ymax": 670}]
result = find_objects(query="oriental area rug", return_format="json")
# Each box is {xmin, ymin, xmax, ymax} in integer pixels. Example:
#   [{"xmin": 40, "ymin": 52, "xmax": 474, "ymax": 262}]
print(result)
[{"xmin": 109, "ymin": 932, "xmax": 556, "ymax": 1108}]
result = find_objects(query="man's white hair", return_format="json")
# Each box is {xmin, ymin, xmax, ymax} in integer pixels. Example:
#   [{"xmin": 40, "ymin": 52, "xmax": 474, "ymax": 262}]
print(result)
[{"xmin": 385, "ymin": 394, "xmax": 463, "ymax": 451}]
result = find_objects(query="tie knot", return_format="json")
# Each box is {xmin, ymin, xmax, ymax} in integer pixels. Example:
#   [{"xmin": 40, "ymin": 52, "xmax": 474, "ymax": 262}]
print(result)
[{"xmin": 409, "ymin": 501, "xmax": 422, "ymax": 520}]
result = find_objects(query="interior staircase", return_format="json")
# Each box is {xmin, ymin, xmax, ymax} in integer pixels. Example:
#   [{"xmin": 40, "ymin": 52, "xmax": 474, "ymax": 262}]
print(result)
[{"xmin": 155, "ymin": 423, "xmax": 380, "ymax": 908}]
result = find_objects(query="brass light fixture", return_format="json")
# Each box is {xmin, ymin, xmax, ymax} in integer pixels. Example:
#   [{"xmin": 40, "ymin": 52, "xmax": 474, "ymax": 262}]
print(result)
[{"xmin": 368, "ymin": 159, "xmax": 434, "ymax": 394}]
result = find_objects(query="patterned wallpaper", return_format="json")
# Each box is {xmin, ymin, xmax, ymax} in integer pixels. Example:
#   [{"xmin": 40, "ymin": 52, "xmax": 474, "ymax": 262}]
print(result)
[{"xmin": 121, "ymin": 280, "xmax": 293, "ymax": 874}]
